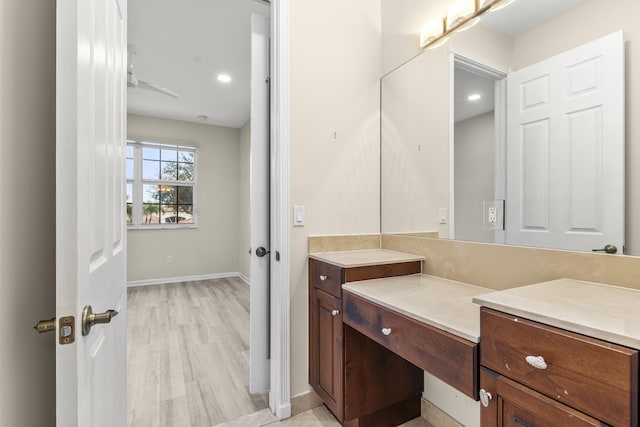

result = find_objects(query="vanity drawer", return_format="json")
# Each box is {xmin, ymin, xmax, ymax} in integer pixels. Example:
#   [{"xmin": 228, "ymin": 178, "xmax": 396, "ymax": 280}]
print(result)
[
  {"xmin": 309, "ymin": 259, "xmax": 343, "ymax": 297},
  {"xmin": 480, "ymin": 308, "xmax": 639, "ymax": 426},
  {"xmin": 343, "ymin": 290, "xmax": 478, "ymax": 399}
]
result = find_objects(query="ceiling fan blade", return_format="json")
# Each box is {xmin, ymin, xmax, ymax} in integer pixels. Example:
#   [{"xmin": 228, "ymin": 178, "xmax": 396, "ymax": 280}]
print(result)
[{"xmin": 137, "ymin": 79, "xmax": 179, "ymax": 98}]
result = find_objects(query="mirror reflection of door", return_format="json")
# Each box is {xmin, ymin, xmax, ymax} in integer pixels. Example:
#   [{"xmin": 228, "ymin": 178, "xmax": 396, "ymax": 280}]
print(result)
[
  {"xmin": 453, "ymin": 59, "xmax": 506, "ymax": 244},
  {"xmin": 505, "ymin": 31, "xmax": 625, "ymax": 253}
]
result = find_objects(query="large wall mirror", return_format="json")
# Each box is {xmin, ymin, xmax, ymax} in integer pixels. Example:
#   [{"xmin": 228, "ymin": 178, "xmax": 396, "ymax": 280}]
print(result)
[{"xmin": 381, "ymin": 0, "xmax": 639, "ymax": 255}]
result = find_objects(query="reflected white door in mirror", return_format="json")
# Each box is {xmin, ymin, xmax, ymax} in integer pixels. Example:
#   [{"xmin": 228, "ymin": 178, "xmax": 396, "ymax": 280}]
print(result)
[{"xmin": 504, "ymin": 31, "xmax": 624, "ymax": 253}]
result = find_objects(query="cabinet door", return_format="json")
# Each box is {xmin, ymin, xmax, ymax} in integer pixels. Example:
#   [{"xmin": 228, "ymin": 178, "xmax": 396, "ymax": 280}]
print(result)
[
  {"xmin": 479, "ymin": 368, "xmax": 603, "ymax": 427},
  {"xmin": 310, "ymin": 288, "xmax": 343, "ymax": 420}
]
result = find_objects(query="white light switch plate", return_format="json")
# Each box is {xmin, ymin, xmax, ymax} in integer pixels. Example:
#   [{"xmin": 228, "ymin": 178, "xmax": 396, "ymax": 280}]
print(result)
[{"xmin": 293, "ymin": 205, "xmax": 305, "ymax": 227}]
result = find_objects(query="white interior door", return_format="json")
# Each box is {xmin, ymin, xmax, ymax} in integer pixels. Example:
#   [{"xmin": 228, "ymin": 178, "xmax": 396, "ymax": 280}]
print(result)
[
  {"xmin": 506, "ymin": 31, "xmax": 624, "ymax": 252},
  {"xmin": 56, "ymin": 0, "xmax": 128, "ymax": 425},
  {"xmin": 249, "ymin": 13, "xmax": 271, "ymax": 394}
]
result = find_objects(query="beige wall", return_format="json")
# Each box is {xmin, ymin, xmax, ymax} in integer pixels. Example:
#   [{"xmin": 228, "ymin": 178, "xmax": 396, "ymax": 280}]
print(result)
[
  {"xmin": 127, "ymin": 114, "xmax": 241, "ymax": 282},
  {"xmin": 289, "ymin": 0, "xmax": 382, "ymax": 397},
  {"xmin": 239, "ymin": 120, "xmax": 251, "ymax": 280},
  {"xmin": 381, "ymin": 45, "xmax": 450, "ymax": 235},
  {"xmin": 0, "ymin": 0, "xmax": 56, "ymax": 425}
]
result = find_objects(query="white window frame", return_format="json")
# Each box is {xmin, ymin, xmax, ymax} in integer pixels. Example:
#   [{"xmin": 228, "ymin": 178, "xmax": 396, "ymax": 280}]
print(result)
[{"xmin": 126, "ymin": 138, "xmax": 198, "ymax": 230}]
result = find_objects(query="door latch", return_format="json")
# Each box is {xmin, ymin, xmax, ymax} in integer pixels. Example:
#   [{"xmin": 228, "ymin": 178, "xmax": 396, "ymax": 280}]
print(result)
[{"xmin": 34, "ymin": 316, "xmax": 75, "ymax": 345}]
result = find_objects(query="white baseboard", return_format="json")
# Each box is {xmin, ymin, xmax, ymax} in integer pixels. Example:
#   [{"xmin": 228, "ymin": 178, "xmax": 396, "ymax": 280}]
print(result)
[
  {"xmin": 127, "ymin": 272, "xmax": 244, "ymax": 288},
  {"xmin": 237, "ymin": 272, "xmax": 251, "ymax": 285}
]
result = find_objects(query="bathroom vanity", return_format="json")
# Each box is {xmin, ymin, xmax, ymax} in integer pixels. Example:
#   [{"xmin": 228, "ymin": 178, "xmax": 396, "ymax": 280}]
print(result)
[
  {"xmin": 308, "ymin": 250, "xmax": 424, "ymax": 426},
  {"xmin": 309, "ymin": 247, "xmax": 640, "ymax": 426},
  {"xmin": 308, "ymin": 249, "xmax": 491, "ymax": 426},
  {"xmin": 474, "ymin": 280, "xmax": 640, "ymax": 426}
]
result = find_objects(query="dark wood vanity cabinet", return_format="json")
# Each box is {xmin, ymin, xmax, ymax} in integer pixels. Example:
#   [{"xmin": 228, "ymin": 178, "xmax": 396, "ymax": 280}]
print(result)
[
  {"xmin": 308, "ymin": 258, "xmax": 423, "ymax": 426},
  {"xmin": 479, "ymin": 307, "xmax": 639, "ymax": 427}
]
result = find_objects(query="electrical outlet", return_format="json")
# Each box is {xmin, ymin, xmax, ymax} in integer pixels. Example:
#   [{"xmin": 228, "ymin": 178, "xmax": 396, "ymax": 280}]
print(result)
[
  {"xmin": 488, "ymin": 207, "xmax": 497, "ymax": 224},
  {"xmin": 167, "ymin": 256, "xmax": 173, "ymax": 264},
  {"xmin": 483, "ymin": 200, "xmax": 505, "ymax": 231}
]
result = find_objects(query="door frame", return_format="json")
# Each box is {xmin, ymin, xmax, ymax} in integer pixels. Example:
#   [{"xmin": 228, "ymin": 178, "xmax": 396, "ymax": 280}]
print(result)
[
  {"xmin": 449, "ymin": 49, "xmax": 507, "ymax": 243},
  {"xmin": 269, "ymin": 0, "xmax": 291, "ymax": 419}
]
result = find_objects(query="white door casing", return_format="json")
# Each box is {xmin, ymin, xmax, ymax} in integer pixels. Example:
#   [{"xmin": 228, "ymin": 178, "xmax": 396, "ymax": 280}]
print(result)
[
  {"xmin": 56, "ymin": 0, "xmax": 128, "ymax": 425},
  {"xmin": 506, "ymin": 31, "xmax": 624, "ymax": 252},
  {"xmin": 250, "ymin": 13, "xmax": 271, "ymax": 394}
]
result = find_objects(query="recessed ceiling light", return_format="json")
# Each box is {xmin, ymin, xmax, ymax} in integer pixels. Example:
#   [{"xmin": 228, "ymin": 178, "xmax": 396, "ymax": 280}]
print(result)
[
  {"xmin": 468, "ymin": 94, "xmax": 481, "ymax": 101},
  {"xmin": 217, "ymin": 74, "xmax": 232, "ymax": 83}
]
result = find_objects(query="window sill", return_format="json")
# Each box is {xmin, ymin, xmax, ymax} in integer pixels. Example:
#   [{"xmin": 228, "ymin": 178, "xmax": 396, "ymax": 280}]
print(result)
[{"xmin": 127, "ymin": 224, "xmax": 198, "ymax": 231}]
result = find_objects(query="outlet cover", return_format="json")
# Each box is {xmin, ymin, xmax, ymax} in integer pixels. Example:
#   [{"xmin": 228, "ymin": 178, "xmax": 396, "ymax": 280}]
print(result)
[{"xmin": 483, "ymin": 200, "xmax": 505, "ymax": 231}]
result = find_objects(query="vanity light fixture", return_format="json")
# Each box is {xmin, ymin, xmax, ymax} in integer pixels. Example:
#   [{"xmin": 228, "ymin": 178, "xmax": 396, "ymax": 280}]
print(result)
[
  {"xmin": 420, "ymin": 18, "xmax": 446, "ymax": 49},
  {"xmin": 419, "ymin": 0, "xmax": 516, "ymax": 49},
  {"xmin": 447, "ymin": 0, "xmax": 478, "ymax": 31}
]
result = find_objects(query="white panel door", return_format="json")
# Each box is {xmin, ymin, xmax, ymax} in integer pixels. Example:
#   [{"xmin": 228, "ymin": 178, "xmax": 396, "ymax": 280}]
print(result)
[
  {"xmin": 506, "ymin": 31, "xmax": 624, "ymax": 252},
  {"xmin": 56, "ymin": 0, "xmax": 128, "ymax": 426},
  {"xmin": 249, "ymin": 13, "xmax": 271, "ymax": 394}
]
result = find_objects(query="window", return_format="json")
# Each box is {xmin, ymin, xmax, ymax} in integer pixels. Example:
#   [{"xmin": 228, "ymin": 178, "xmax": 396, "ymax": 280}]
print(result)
[{"xmin": 126, "ymin": 139, "xmax": 197, "ymax": 228}]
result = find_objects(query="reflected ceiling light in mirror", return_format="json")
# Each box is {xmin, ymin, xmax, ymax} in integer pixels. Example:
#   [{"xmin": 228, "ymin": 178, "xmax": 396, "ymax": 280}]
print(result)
[
  {"xmin": 468, "ymin": 94, "xmax": 482, "ymax": 101},
  {"xmin": 217, "ymin": 74, "xmax": 232, "ymax": 83},
  {"xmin": 419, "ymin": 0, "xmax": 517, "ymax": 49}
]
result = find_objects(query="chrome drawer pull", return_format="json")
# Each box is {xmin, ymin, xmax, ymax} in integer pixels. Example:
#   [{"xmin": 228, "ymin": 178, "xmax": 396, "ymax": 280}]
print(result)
[
  {"xmin": 381, "ymin": 327, "xmax": 392, "ymax": 336},
  {"xmin": 479, "ymin": 389, "xmax": 492, "ymax": 408},
  {"xmin": 525, "ymin": 355, "xmax": 548, "ymax": 370},
  {"xmin": 331, "ymin": 310, "xmax": 340, "ymax": 316},
  {"xmin": 319, "ymin": 275, "xmax": 327, "ymax": 281}
]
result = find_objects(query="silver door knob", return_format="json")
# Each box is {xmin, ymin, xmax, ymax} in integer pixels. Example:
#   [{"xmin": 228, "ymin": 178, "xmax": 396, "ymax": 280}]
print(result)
[
  {"xmin": 255, "ymin": 246, "xmax": 270, "ymax": 257},
  {"xmin": 82, "ymin": 305, "xmax": 118, "ymax": 336},
  {"xmin": 331, "ymin": 310, "xmax": 340, "ymax": 316},
  {"xmin": 381, "ymin": 327, "xmax": 392, "ymax": 336}
]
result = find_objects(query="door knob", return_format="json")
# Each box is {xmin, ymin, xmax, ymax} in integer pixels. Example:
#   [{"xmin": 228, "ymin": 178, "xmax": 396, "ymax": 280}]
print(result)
[
  {"xmin": 255, "ymin": 246, "xmax": 270, "ymax": 257},
  {"xmin": 592, "ymin": 244, "xmax": 617, "ymax": 254},
  {"xmin": 81, "ymin": 305, "xmax": 118, "ymax": 336}
]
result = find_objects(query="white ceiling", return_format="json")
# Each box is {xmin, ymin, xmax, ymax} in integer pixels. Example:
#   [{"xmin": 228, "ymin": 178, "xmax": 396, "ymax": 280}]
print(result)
[
  {"xmin": 127, "ymin": 0, "xmax": 270, "ymax": 128},
  {"xmin": 454, "ymin": 68, "xmax": 496, "ymax": 123},
  {"xmin": 481, "ymin": 0, "xmax": 590, "ymax": 37}
]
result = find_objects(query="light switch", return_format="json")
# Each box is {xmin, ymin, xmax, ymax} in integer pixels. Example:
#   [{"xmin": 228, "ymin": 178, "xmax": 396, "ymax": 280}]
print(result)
[
  {"xmin": 439, "ymin": 208, "xmax": 447, "ymax": 224},
  {"xmin": 293, "ymin": 205, "xmax": 305, "ymax": 227}
]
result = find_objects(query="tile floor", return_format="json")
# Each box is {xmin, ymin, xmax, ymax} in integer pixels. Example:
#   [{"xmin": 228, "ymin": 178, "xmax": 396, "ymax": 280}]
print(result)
[{"xmin": 214, "ymin": 405, "xmax": 432, "ymax": 427}]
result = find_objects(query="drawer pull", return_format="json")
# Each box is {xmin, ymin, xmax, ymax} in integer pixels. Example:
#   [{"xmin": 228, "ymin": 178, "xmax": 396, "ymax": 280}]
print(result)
[
  {"xmin": 319, "ymin": 275, "xmax": 327, "ymax": 281},
  {"xmin": 331, "ymin": 310, "xmax": 340, "ymax": 316},
  {"xmin": 525, "ymin": 355, "xmax": 548, "ymax": 370},
  {"xmin": 381, "ymin": 327, "xmax": 392, "ymax": 336},
  {"xmin": 479, "ymin": 389, "xmax": 492, "ymax": 408}
]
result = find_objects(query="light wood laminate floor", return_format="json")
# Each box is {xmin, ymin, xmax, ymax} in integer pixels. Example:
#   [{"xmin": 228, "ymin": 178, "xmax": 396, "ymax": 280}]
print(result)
[{"xmin": 127, "ymin": 278, "xmax": 269, "ymax": 427}]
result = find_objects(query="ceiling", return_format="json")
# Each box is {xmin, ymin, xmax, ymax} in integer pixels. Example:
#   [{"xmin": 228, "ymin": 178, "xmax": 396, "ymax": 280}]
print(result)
[
  {"xmin": 454, "ymin": 68, "xmax": 496, "ymax": 123},
  {"xmin": 127, "ymin": 0, "xmax": 270, "ymax": 128},
  {"xmin": 481, "ymin": 0, "xmax": 590, "ymax": 37}
]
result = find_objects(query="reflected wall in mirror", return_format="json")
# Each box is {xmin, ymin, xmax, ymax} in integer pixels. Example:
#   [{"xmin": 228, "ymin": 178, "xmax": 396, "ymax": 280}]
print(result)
[{"xmin": 381, "ymin": 0, "xmax": 640, "ymax": 255}]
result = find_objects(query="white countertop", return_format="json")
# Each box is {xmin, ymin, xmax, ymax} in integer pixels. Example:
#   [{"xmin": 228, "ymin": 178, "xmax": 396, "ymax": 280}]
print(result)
[
  {"xmin": 473, "ymin": 279, "xmax": 640, "ymax": 350},
  {"xmin": 308, "ymin": 249, "xmax": 424, "ymax": 268},
  {"xmin": 343, "ymin": 274, "xmax": 491, "ymax": 343}
]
